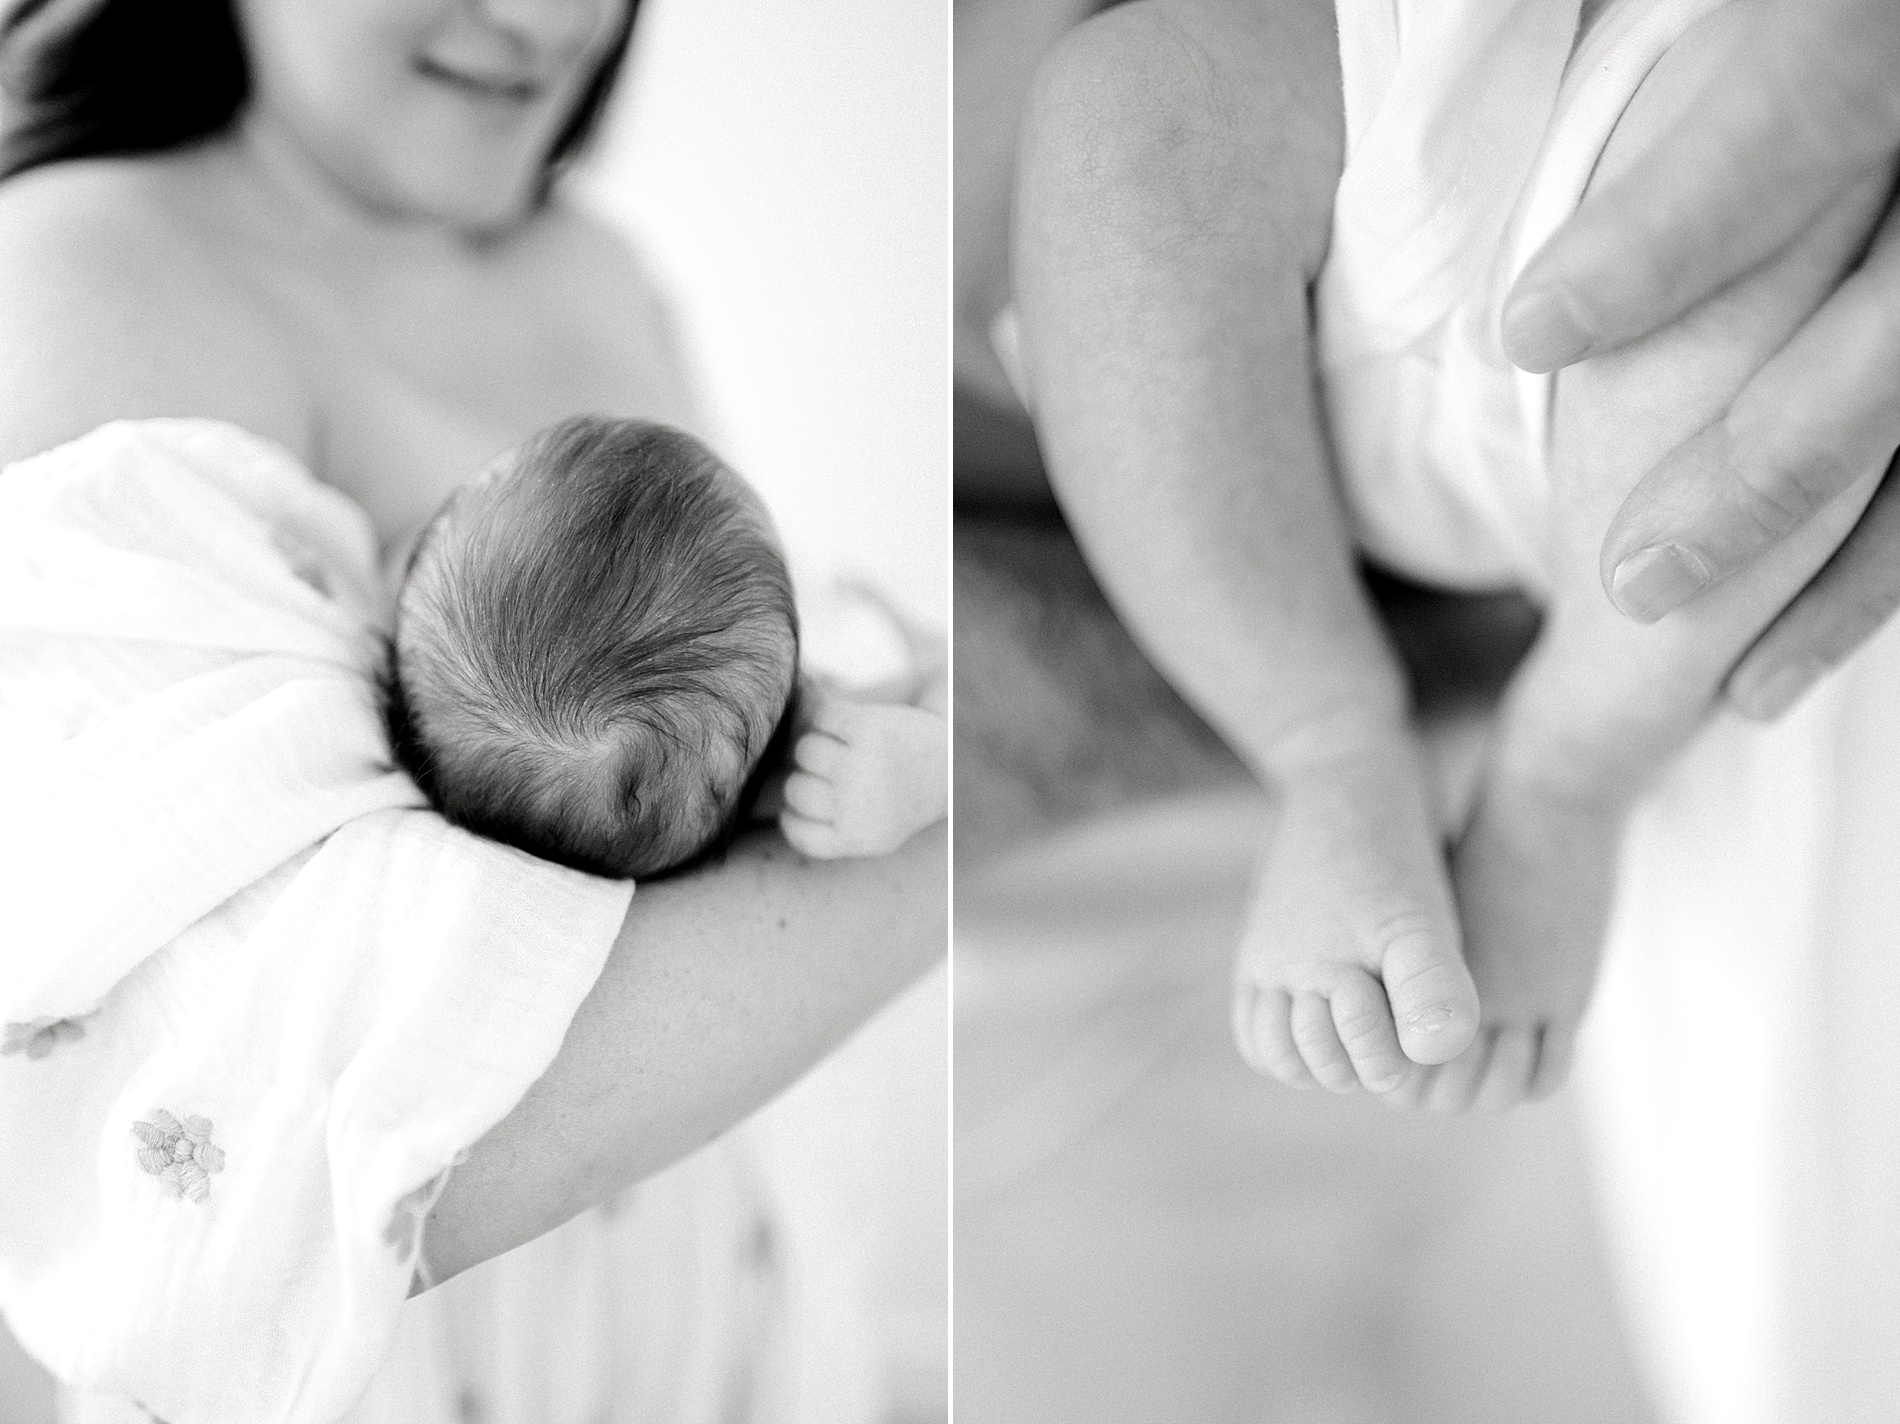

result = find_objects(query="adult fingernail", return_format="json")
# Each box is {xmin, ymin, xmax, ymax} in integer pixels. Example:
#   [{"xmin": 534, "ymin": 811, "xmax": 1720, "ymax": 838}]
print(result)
[
  {"xmin": 1503, "ymin": 287, "xmax": 1596, "ymax": 373},
  {"xmin": 1611, "ymin": 543, "xmax": 1710, "ymax": 622},
  {"xmin": 1736, "ymin": 658, "xmax": 1825, "ymax": 721}
]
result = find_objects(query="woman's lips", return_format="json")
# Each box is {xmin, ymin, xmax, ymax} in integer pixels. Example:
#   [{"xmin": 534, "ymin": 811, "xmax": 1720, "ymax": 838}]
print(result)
[{"xmin": 414, "ymin": 55, "xmax": 543, "ymax": 103}]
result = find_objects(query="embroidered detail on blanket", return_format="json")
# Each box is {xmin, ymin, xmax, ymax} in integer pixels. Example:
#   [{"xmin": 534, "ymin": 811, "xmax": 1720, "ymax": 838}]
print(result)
[
  {"xmin": 131, "ymin": 1111, "xmax": 226, "ymax": 1202},
  {"xmin": 0, "ymin": 1014, "xmax": 90, "ymax": 1059}
]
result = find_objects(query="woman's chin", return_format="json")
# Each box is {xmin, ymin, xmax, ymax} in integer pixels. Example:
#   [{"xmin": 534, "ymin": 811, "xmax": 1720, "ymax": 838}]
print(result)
[{"xmin": 371, "ymin": 167, "xmax": 544, "ymax": 239}]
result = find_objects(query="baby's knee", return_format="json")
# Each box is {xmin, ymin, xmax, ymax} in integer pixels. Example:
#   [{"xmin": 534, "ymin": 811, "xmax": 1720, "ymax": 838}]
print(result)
[
  {"xmin": 1023, "ymin": 6, "xmax": 1239, "ymax": 208},
  {"xmin": 1019, "ymin": 0, "xmax": 1336, "ymax": 262}
]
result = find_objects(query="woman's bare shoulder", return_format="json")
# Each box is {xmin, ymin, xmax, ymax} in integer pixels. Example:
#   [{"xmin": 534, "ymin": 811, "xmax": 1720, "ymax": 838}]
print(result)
[
  {"xmin": 526, "ymin": 201, "xmax": 671, "ymax": 306},
  {"xmin": 0, "ymin": 157, "xmax": 311, "ymax": 467},
  {"xmin": 519, "ymin": 199, "xmax": 703, "ymax": 424}
]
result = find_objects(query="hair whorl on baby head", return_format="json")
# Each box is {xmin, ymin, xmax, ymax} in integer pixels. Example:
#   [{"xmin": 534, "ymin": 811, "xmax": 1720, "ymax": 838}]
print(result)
[{"xmin": 388, "ymin": 415, "xmax": 798, "ymax": 880}]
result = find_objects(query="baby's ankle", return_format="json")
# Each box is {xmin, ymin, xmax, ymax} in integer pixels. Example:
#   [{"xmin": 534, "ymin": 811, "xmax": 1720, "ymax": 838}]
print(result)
[
  {"xmin": 1258, "ymin": 700, "xmax": 1419, "ymax": 791},
  {"xmin": 1485, "ymin": 664, "xmax": 1661, "ymax": 820}
]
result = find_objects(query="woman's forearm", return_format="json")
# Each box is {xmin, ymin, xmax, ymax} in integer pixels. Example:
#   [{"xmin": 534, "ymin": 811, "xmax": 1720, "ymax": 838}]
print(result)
[{"xmin": 420, "ymin": 823, "xmax": 946, "ymax": 1284}]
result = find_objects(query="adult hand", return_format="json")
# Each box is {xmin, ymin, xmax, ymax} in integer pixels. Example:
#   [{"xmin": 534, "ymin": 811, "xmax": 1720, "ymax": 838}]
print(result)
[{"xmin": 1500, "ymin": 0, "xmax": 1900, "ymax": 719}]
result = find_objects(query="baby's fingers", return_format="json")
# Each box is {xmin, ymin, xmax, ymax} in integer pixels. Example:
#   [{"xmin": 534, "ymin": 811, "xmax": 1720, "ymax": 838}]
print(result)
[
  {"xmin": 780, "ymin": 811, "xmax": 846, "ymax": 859},
  {"xmin": 792, "ymin": 730, "xmax": 848, "ymax": 778},
  {"xmin": 782, "ymin": 770, "xmax": 837, "ymax": 823}
]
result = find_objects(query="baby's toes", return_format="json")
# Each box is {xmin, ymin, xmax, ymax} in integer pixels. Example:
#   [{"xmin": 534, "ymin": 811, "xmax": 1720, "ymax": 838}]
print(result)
[
  {"xmin": 1472, "ymin": 1024, "xmax": 1540, "ymax": 1113},
  {"xmin": 1291, "ymin": 992, "xmax": 1362, "ymax": 1094},
  {"xmin": 1419, "ymin": 1030, "xmax": 1495, "ymax": 1113},
  {"xmin": 1326, "ymin": 970, "xmax": 1410, "ymax": 1093},
  {"xmin": 1379, "ymin": 917, "xmax": 1481, "ymax": 1068},
  {"xmin": 1529, "ymin": 1024, "xmax": 1579, "ymax": 1102},
  {"xmin": 782, "ymin": 770, "xmax": 837, "ymax": 824},
  {"xmin": 1232, "ymin": 985, "xmax": 1318, "ymax": 1089},
  {"xmin": 1379, "ymin": 1062, "xmax": 1439, "ymax": 1113}
]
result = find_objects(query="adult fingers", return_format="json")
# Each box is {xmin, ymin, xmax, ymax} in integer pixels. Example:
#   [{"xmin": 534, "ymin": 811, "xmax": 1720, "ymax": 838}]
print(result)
[
  {"xmin": 1726, "ymin": 452, "xmax": 1900, "ymax": 718},
  {"xmin": 1503, "ymin": 0, "xmax": 1900, "ymax": 373},
  {"xmin": 1600, "ymin": 193, "xmax": 1900, "ymax": 622}
]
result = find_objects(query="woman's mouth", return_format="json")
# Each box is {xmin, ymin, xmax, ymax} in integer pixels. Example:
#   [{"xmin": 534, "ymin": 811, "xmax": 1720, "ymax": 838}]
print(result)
[{"xmin": 414, "ymin": 55, "xmax": 543, "ymax": 104}]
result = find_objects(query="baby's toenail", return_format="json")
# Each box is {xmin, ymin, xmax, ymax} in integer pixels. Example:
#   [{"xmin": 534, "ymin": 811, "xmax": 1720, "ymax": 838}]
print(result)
[{"xmin": 1407, "ymin": 1005, "xmax": 1457, "ymax": 1032}]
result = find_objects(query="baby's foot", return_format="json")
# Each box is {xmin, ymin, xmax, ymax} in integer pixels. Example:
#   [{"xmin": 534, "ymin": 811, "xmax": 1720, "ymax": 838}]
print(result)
[
  {"xmin": 780, "ymin": 697, "xmax": 947, "ymax": 859},
  {"xmin": 1233, "ymin": 748, "xmax": 1481, "ymax": 1094},
  {"xmin": 1386, "ymin": 778, "xmax": 1622, "ymax": 1113}
]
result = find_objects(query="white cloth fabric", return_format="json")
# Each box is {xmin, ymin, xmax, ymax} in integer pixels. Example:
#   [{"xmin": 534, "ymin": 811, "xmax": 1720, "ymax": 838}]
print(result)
[
  {"xmin": 1323, "ymin": 3, "xmax": 1900, "ymax": 1423},
  {"xmin": 1321, "ymin": 0, "xmax": 1732, "ymax": 595},
  {"xmin": 0, "ymin": 419, "xmax": 633, "ymax": 1424}
]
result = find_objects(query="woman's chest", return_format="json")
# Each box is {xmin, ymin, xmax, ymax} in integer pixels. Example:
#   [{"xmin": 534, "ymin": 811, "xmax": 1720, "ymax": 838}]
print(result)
[{"xmin": 257, "ymin": 244, "xmax": 696, "ymax": 543}]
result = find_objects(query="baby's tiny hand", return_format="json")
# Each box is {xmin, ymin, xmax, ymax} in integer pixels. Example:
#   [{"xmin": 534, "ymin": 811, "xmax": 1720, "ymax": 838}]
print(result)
[{"xmin": 780, "ymin": 696, "xmax": 947, "ymax": 859}]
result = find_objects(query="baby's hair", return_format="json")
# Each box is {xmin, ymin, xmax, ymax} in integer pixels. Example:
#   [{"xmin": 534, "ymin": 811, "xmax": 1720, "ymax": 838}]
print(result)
[{"xmin": 386, "ymin": 415, "xmax": 798, "ymax": 879}]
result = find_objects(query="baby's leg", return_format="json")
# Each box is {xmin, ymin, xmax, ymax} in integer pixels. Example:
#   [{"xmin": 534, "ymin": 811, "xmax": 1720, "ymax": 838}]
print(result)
[
  {"xmin": 1017, "ymin": 0, "xmax": 1480, "ymax": 1092},
  {"xmin": 1423, "ymin": 4, "xmax": 1893, "ymax": 1112}
]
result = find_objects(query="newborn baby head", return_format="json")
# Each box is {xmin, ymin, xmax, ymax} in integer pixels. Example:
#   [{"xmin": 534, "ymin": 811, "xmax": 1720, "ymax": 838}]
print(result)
[{"xmin": 387, "ymin": 416, "xmax": 797, "ymax": 879}]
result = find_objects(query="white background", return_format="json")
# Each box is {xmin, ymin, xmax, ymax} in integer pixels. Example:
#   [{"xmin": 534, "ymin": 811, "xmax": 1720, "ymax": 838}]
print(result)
[{"xmin": 580, "ymin": 0, "xmax": 949, "ymax": 624}]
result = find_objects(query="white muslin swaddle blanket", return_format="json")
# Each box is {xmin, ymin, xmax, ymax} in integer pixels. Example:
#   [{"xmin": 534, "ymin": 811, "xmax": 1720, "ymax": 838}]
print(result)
[
  {"xmin": 1320, "ymin": 0, "xmax": 1734, "ymax": 595},
  {"xmin": 1327, "ymin": 3, "xmax": 1900, "ymax": 1424},
  {"xmin": 0, "ymin": 419, "xmax": 634, "ymax": 1424}
]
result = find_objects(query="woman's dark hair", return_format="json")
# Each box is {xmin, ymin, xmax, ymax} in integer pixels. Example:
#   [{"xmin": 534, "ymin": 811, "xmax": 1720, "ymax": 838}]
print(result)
[{"xmin": 0, "ymin": 0, "xmax": 639, "ymax": 184}]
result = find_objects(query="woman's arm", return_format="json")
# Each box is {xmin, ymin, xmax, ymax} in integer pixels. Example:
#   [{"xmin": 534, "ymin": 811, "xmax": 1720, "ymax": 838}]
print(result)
[
  {"xmin": 423, "ymin": 824, "xmax": 944, "ymax": 1283},
  {"xmin": 0, "ymin": 161, "xmax": 315, "ymax": 467}
]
